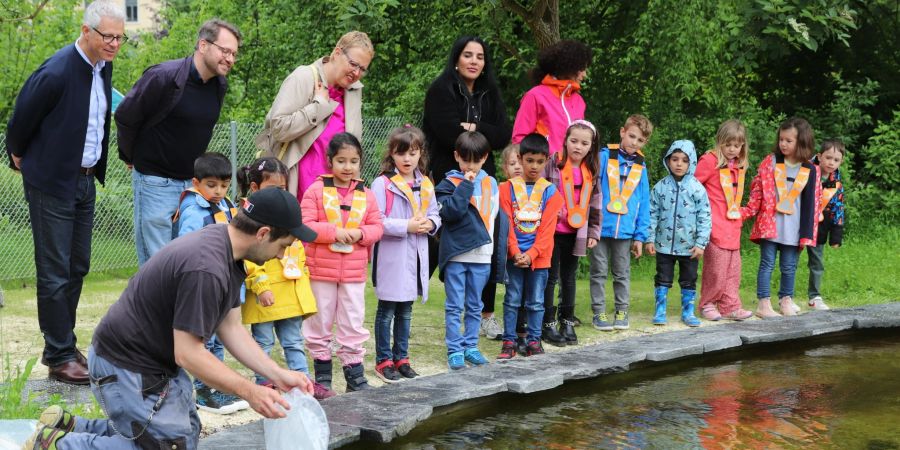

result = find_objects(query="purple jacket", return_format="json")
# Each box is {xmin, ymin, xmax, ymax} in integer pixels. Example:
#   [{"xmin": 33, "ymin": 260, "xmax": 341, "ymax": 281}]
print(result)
[{"xmin": 371, "ymin": 170, "xmax": 442, "ymax": 302}]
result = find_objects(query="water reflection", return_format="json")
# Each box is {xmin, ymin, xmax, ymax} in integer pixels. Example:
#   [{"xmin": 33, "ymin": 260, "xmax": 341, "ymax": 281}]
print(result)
[{"xmin": 396, "ymin": 336, "xmax": 900, "ymax": 449}]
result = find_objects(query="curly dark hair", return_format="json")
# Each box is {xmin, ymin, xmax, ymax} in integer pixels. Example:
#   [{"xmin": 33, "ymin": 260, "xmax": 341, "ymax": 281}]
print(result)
[{"xmin": 529, "ymin": 40, "xmax": 593, "ymax": 85}]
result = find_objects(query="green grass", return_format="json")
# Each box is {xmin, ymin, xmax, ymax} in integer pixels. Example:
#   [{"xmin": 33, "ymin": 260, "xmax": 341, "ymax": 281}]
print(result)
[{"xmin": 1, "ymin": 227, "xmax": 897, "ymax": 415}]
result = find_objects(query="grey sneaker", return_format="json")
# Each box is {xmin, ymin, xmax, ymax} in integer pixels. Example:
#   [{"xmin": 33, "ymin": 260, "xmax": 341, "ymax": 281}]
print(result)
[
  {"xmin": 195, "ymin": 387, "xmax": 249, "ymax": 415},
  {"xmin": 592, "ymin": 312, "xmax": 614, "ymax": 331},
  {"xmin": 613, "ymin": 310, "xmax": 629, "ymax": 330},
  {"xmin": 480, "ymin": 316, "xmax": 503, "ymax": 340},
  {"xmin": 808, "ymin": 296, "xmax": 830, "ymax": 310}
]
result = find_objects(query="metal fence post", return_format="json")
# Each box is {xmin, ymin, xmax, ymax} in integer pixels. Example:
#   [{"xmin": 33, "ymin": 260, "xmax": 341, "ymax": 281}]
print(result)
[{"xmin": 230, "ymin": 120, "xmax": 238, "ymax": 200}]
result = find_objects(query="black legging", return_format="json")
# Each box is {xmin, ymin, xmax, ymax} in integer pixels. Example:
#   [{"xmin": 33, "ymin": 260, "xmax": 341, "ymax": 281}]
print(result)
[{"xmin": 544, "ymin": 233, "xmax": 579, "ymax": 322}]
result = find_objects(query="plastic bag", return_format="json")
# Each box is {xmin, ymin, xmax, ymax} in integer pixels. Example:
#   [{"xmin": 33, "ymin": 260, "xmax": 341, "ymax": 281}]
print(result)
[
  {"xmin": 263, "ymin": 388, "xmax": 329, "ymax": 450},
  {"xmin": 0, "ymin": 420, "xmax": 38, "ymax": 450}
]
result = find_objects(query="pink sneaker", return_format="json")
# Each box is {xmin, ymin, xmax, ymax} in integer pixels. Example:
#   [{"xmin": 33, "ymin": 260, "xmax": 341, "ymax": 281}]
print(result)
[
  {"xmin": 701, "ymin": 304, "xmax": 722, "ymax": 321},
  {"xmin": 313, "ymin": 381, "xmax": 336, "ymax": 401},
  {"xmin": 722, "ymin": 309, "xmax": 753, "ymax": 321}
]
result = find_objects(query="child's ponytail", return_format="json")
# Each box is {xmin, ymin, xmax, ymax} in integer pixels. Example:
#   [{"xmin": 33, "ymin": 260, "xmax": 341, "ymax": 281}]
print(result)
[{"xmin": 239, "ymin": 157, "xmax": 289, "ymax": 197}]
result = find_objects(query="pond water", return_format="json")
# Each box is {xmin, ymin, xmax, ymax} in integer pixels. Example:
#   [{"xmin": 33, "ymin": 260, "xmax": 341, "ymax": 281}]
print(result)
[{"xmin": 377, "ymin": 332, "xmax": 900, "ymax": 449}]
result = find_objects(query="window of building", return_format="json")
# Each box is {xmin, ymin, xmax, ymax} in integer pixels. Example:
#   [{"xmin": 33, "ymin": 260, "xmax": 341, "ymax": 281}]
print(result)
[{"xmin": 126, "ymin": 0, "xmax": 138, "ymax": 22}]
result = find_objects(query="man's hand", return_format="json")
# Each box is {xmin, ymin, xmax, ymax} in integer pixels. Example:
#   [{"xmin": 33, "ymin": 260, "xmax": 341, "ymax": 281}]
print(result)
[
  {"xmin": 240, "ymin": 383, "xmax": 292, "ymax": 419},
  {"xmin": 258, "ymin": 290, "xmax": 275, "ymax": 307},
  {"xmin": 270, "ymin": 367, "xmax": 314, "ymax": 395},
  {"xmin": 631, "ymin": 241, "xmax": 643, "ymax": 259}
]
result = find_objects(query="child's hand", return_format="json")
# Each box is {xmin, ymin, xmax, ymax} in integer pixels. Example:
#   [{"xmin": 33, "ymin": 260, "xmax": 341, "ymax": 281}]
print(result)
[
  {"xmin": 407, "ymin": 216, "xmax": 426, "ymax": 233},
  {"xmin": 645, "ymin": 243, "xmax": 656, "ymax": 256},
  {"xmin": 631, "ymin": 241, "xmax": 643, "ymax": 259},
  {"xmin": 258, "ymin": 290, "xmax": 275, "ymax": 307},
  {"xmin": 689, "ymin": 246, "xmax": 704, "ymax": 259},
  {"xmin": 464, "ymin": 171, "xmax": 477, "ymax": 181},
  {"xmin": 418, "ymin": 219, "xmax": 435, "ymax": 234},
  {"xmin": 515, "ymin": 253, "xmax": 532, "ymax": 268},
  {"xmin": 831, "ymin": 244, "xmax": 840, "ymax": 249},
  {"xmin": 587, "ymin": 238, "xmax": 598, "ymax": 249},
  {"xmin": 334, "ymin": 227, "xmax": 352, "ymax": 244},
  {"xmin": 348, "ymin": 228, "xmax": 363, "ymax": 243}
]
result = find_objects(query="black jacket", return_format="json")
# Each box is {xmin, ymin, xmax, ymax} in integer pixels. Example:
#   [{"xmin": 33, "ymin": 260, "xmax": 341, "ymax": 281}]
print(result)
[
  {"xmin": 6, "ymin": 44, "xmax": 112, "ymax": 198},
  {"xmin": 423, "ymin": 72, "xmax": 511, "ymax": 180}
]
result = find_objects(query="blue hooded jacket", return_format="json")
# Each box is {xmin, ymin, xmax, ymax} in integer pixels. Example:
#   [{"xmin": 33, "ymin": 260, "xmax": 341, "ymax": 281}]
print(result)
[
  {"xmin": 647, "ymin": 140, "xmax": 712, "ymax": 256},
  {"xmin": 598, "ymin": 146, "xmax": 651, "ymax": 241}
]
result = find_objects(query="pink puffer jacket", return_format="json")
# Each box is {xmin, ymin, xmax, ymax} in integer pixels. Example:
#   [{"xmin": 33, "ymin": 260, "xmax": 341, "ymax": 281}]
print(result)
[{"xmin": 301, "ymin": 178, "xmax": 383, "ymax": 282}]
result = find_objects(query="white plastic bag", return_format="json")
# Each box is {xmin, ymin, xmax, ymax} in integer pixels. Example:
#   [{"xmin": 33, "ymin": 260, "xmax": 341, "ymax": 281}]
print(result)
[
  {"xmin": 263, "ymin": 388, "xmax": 329, "ymax": 450},
  {"xmin": 0, "ymin": 420, "xmax": 38, "ymax": 450}
]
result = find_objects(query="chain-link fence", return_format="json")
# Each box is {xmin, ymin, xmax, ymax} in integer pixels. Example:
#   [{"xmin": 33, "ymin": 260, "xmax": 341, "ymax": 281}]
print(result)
[{"xmin": 0, "ymin": 117, "xmax": 412, "ymax": 281}]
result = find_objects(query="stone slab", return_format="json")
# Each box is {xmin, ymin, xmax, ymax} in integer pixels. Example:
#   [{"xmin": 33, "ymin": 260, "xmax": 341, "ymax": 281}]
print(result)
[
  {"xmin": 196, "ymin": 412, "xmax": 360, "ymax": 450},
  {"xmin": 836, "ymin": 303, "xmax": 900, "ymax": 329},
  {"xmin": 466, "ymin": 362, "xmax": 564, "ymax": 394},
  {"xmin": 339, "ymin": 382, "xmax": 473, "ymax": 408},
  {"xmin": 410, "ymin": 371, "xmax": 508, "ymax": 399},
  {"xmin": 319, "ymin": 395, "xmax": 431, "ymax": 443},
  {"xmin": 22, "ymin": 380, "xmax": 94, "ymax": 407},
  {"xmin": 639, "ymin": 327, "xmax": 746, "ymax": 354}
]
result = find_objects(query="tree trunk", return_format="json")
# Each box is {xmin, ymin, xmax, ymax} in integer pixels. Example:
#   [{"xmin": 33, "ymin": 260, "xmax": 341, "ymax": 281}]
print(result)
[{"xmin": 500, "ymin": 0, "xmax": 560, "ymax": 49}]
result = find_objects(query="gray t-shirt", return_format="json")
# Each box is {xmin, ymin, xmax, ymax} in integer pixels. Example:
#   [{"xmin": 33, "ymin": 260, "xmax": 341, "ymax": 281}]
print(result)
[
  {"xmin": 773, "ymin": 161, "xmax": 801, "ymax": 246},
  {"xmin": 93, "ymin": 224, "xmax": 245, "ymax": 376}
]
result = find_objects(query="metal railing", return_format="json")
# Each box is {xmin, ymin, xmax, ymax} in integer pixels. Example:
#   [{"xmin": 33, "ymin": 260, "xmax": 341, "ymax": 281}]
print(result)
[{"xmin": 0, "ymin": 117, "xmax": 412, "ymax": 281}]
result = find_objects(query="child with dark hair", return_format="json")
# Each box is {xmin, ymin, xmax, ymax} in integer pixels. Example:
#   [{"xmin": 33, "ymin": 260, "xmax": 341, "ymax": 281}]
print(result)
[
  {"xmin": 512, "ymin": 40, "xmax": 593, "ymax": 155},
  {"xmin": 742, "ymin": 117, "xmax": 821, "ymax": 318},
  {"xmin": 238, "ymin": 156, "xmax": 335, "ymax": 400},
  {"xmin": 807, "ymin": 139, "xmax": 846, "ymax": 310},
  {"xmin": 435, "ymin": 131, "xmax": 508, "ymax": 370},
  {"xmin": 497, "ymin": 134, "xmax": 563, "ymax": 359},
  {"xmin": 172, "ymin": 151, "xmax": 247, "ymax": 414}
]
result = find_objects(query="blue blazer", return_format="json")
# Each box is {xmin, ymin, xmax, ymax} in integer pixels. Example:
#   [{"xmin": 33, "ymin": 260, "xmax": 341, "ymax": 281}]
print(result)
[{"xmin": 6, "ymin": 44, "xmax": 113, "ymax": 199}]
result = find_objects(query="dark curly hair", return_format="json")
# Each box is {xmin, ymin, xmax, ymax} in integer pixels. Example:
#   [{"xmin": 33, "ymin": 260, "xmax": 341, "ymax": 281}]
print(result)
[{"xmin": 529, "ymin": 40, "xmax": 593, "ymax": 85}]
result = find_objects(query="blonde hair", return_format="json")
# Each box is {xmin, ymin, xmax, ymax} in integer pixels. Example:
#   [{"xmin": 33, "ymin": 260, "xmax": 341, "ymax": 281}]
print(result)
[
  {"xmin": 712, "ymin": 119, "xmax": 749, "ymax": 169},
  {"xmin": 335, "ymin": 31, "xmax": 374, "ymax": 57},
  {"xmin": 499, "ymin": 143, "xmax": 520, "ymax": 178},
  {"xmin": 623, "ymin": 114, "xmax": 654, "ymax": 139}
]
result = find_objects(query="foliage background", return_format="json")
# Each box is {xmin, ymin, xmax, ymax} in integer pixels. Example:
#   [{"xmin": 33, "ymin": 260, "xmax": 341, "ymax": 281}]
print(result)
[{"xmin": 1, "ymin": 0, "xmax": 898, "ymax": 231}]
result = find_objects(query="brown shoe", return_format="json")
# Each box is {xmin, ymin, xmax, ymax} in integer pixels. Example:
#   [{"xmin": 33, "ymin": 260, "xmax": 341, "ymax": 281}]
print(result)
[
  {"xmin": 48, "ymin": 360, "xmax": 89, "ymax": 385},
  {"xmin": 41, "ymin": 348, "xmax": 88, "ymax": 367}
]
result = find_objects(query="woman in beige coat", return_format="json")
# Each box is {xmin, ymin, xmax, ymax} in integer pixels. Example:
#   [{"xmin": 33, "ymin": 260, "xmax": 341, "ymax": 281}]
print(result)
[{"xmin": 257, "ymin": 31, "xmax": 374, "ymax": 199}]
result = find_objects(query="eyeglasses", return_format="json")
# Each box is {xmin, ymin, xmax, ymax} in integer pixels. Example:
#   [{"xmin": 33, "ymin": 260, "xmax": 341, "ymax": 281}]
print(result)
[
  {"xmin": 92, "ymin": 27, "xmax": 128, "ymax": 44},
  {"xmin": 341, "ymin": 48, "xmax": 368, "ymax": 76},
  {"xmin": 205, "ymin": 39, "xmax": 239, "ymax": 60}
]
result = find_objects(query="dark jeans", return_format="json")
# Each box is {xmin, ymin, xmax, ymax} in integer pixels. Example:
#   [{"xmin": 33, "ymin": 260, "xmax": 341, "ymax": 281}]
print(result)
[
  {"xmin": 375, "ymin": 300, "xmax": 413, "ymax": 363},
  {"xmin": 654, "ymin": 252, "xmax": 699, "ymax": 290},
  {"xmin": 24, "ymin": 175, "xmax": 95, "ymax": 366},
  {"xmin": 544, "ymin": 233, "xmax": 578, "ymax": 321}
]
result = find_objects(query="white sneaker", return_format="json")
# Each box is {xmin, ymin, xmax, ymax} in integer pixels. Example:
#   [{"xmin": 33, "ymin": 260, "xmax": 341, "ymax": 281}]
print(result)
[
  {"xmin": 480, "ymin": 316, "xmax": 503, "ymax": 340},
  {"xmin": 808, "ymin": 296, "xmax": 831, "ymax": 310}
]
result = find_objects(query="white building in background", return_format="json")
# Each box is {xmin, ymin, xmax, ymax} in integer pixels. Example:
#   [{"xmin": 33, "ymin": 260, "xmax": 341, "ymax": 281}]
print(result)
[{"xmin": 117, "ymin": 0, "xmax": 164, "ymax": 33}]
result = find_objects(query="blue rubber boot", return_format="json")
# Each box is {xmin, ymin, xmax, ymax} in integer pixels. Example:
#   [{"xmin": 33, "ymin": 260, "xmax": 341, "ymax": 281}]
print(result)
[
  {"xmin": 653, "ymin": 286, "xmax": 668, "ymax": 325},
  {"xmin": 681, "ymin": 289, "xmax": 701, "ymax": 327}
]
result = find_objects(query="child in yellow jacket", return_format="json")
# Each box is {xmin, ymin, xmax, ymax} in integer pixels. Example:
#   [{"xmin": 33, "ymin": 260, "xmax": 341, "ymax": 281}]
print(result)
[{"xmin": 238, "ymin": 157, "xmax": 334, "ymax": 400}]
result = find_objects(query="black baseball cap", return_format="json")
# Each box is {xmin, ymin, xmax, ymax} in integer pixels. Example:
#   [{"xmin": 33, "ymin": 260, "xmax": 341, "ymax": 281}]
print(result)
[{"xmin": 242, "ymin": 187, "xmax": 317, "ymax": 242}]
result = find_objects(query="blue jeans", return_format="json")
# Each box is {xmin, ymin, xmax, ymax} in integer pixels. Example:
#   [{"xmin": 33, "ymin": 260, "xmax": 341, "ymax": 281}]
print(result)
[
  {"xmin": 503, "ymin": 263, "xmax": 548, "ymax": 342},
  {"xmin": 132, "ymin": 170, "xmax": 191, "ymax": 266},
  {"xmin": 443, "ymin": 262, "xmax": 490, "ymax": 355},
  {"xmin": 192, "ymin": 334, "xmax": 224, "ymax": 390},
  {"xmin": 374, "ymin": 300, "xmax": 413, "ymax": 363},
  {"xmin": 24, "ymin": 175, "xmax": 95, "ymax": 366},
  {"xmin": 251, "ymin": 317, "xmax": 309, "ymax": 383},
  {"xmin": 60, "ymin": 346, "xmax": 201, "ymax": 449},
  {"xmin": 757, "ymin": 240, "xmax": 800, "ymax": 299}
]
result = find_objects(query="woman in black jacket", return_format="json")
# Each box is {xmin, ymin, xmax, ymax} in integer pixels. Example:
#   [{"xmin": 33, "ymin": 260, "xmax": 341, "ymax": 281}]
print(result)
[
  {"xmin": 423, "ymin": 36, "xmax": 511, "ymax": 180},
  {"xmin": 423, "ymin": 36, "xmax": 512, "ymax": 342}
]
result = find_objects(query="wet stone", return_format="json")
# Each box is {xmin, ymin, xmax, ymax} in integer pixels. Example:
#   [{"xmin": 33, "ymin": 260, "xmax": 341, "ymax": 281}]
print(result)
[
  {"xmin": 467, "ymin": 363, "xmax": 563, "ymax": 394},
  {"xmin": 319, "ymin": 395, "xmax": 431, "ymax": 443},
  {"xmin": 411, "ymin": 371, "xmax": 508, "ymax": 400},
  {"xmin": 327, "ymin": 423, "xmax": 362, "ymax": 449}
]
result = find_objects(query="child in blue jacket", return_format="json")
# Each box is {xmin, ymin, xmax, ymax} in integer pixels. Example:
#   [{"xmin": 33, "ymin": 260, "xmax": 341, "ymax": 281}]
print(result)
[
  {"xmin": 435, "ymin": 131, "xmax": 508, "ymax": 371},
  {"xmin": 589, "ymin": 114, "xmax": 653, "ymax": 331},
  {"xmin": 645, "ymin": 140, "xmax": 712, "ymax": 327}
]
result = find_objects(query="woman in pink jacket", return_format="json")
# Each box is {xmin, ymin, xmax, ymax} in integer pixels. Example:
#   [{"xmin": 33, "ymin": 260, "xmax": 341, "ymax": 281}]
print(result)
[
  {"xmin": 512, "ymin": 40, "xmax": 592, "ymax": 156},
  {"xmin": 301, "ymin": 133, "xmax": 383, "ymax": 392}
]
